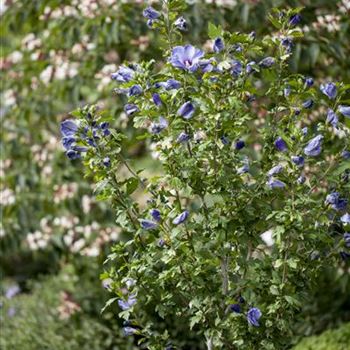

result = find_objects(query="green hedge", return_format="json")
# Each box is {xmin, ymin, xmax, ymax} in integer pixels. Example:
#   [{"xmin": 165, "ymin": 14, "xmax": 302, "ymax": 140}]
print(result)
[
  {"xmin": 0, "ymin": 265, "xmax": 135, "ymax": 350},
  {"xmin": 294, "ymin": 323, "xmax": 350, "ymax": 350}
]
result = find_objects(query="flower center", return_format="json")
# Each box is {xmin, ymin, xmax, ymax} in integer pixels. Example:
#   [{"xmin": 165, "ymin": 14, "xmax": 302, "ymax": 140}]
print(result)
[{"xmin": 184, "ymin": 59, "xmax": 192, "ymax": 67}]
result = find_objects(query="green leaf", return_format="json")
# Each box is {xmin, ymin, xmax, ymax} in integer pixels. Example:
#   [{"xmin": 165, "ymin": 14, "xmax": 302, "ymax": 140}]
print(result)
[
  {"xmin": 345, "ymin": 118, "xmax": 350, "ymax": 129},
  {"xmin": 309, "ymin": 43, "xmax": 320, "ymax": 66},
  {"xmin": 340, "ymin": 84, "xmax": 350, "ymax": 92},
  {"xmin": 241, "ymin": 4, "xmax": 250, "ymax": 27},
  {"xmin": 208, "ymin": 22, "xmax": 222, "ymax": 39},
  {"xmin": 284, "ymin": 295, "xmax": 301, "ymax": 308},
  {"xmin": 287, "ymin": 259, "xmax": 298, "ymax": 269},
  {"xmin": 270, "ymin": 285, "xmax": 279, "ymax": 295},
  {"xmin": 126, "ymin": 177, "xmax": 139, "ymax": 195},
  {"xmin": 94, "ymin": 179, "xmax": 109, "ymax": 194},
  {"xmin": 136, "ymin": 133, "xmax": 149, "ymax": 141},
  {"xmin": 331, "ymin": 161, "xmax": 350, "ymax": 176},
  {"xmin": 190, "ymin": 313, "xmax": 202, "ymax": 329},
  {"xmin": 70, "ymin": 109, "xmax": 82, "ymax": 117},
  {"xmin": 274, "ymin": 259, "xmax": 284, "ymax": 268},
  {"xmin": 101, "ymin": 297, "xmax": 118, "ymax": 314},
  {"xmin": 268, "ymin": 15, "xmax": 281, "ymax": 29},
  {"xmin": 288, "ymin": 28, "xmax": 304, "ymax": 38}
]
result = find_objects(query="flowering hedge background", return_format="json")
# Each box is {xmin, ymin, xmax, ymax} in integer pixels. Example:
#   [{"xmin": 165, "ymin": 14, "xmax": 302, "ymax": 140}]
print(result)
[{"xmin": 1, "ymin": 0, "xmax": 350, "ymax": 349}]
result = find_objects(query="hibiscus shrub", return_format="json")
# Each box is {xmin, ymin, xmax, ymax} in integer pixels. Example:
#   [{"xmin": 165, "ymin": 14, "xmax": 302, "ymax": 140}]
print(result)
[{"xmin": 62, "ymin": 1, "xmax": 350, "ymax": 349}]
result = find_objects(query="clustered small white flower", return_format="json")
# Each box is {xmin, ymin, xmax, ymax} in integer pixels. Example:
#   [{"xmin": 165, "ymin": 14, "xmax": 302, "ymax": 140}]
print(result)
[
  {"xmin": 314, "ymin": 14, "xmax": 341, "ymax": 33},
  {"xmin": 95, "ymin": 226, "xmax": 120, "ymax": 246},
  {"xmin": 53, "ymin": 183, "xmax": 78, "ymax": 204},
  {"xmin": 73, "ymin": 0, "xmax": 98, "ymax": 18},
  {"xmin": 130, "ymin": 36, "xmax": 150, "ymax": 52},
  {"xmin": 25, "ymin": 215, "xmax": 120, "ymax": 256},
  {"xmin": 7, "ymin": 50, "xmax": 23, "ymax": 64},
  {"xmin": 26, "ymin": 230, "xmax": 50, "ymax": 250},
  {"xmin": 31, "ymin": 144, "xmax": 54, "ymax": 167},
  {"xmin": 45, "ymin": 134, "xmax": 61, "ymax": 151},
  {"xmin": 39, "ymin": 0, "xmax": 158, "ymax": 21},
  {"xmin": 40, "ymin": 62, "xmax": 79, "ymax": 84},
  {"xmin": 95, "ymin": 64, "xmax": 118, "ymax": 91},
  {"xmin": 21, "ymin": 33, "xmax": 42, "ymax": 51},
  {"xmin": 25, "ymin": 135, "xmax": 59, "ymax": 175},
  {"xmin": 338, "ymin": 0, "xmax": 350, "ymax": 14},
  {"xmin": 62, "ymin": 221, "xmax": 120, "ymax": 256},
  {"xmin": 39, "ymin": 66, "xmax": 54, "ymax": 85},
  {"xmin": 0, "ymin": 188, "xmax": 16, "ymax": 206},
  {"xmin": 71, "ymin": 43, "xmax": 84, "ymax": 56},
  {"xmin": 26, "ymin": 217, "xmax": 54, "ymax": 250},
  {"xmin": 0, "ymin": 0, "xmax": 10, "ymax": 15},
  {"xmin": 53, "ymin": 215, "xmax": 80, "ymax": 229},
  {"xmin": 38, "ymin": 51, "xmax": 80, "ymax": 85},
  {"xmin": 40, "ymin": 5, "xmax": 79, "ymax": 20},
  {"xmin": 71, "ymin": 34, "xmax": 96, "ymax": 57},
  {"xmin": 121, "ymin": 0, "xmax": 158, "ymax": 4},
  {"xmin": 57, "ymin": 291, "xmax": 81, "ymax": 320},
  {"xmin": 82, "ymin": 195, "xmax": 92, "ymax": 214},
  {"xmin": 1, "ymin": 89, "xmax": 16, "ymax": 107},
  {"xmin": 203, "ymin": 0, "xmax": 238, "ymax": 8},
  {"xmin": 0, "ymin": 159, "xmax": 11, "ymax": 178}
]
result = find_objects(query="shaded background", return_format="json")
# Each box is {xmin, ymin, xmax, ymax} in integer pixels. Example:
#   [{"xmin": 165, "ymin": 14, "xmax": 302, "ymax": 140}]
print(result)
[{"xmin": 1, "ymin": 0, "xmax": 350, "ymax": 349}]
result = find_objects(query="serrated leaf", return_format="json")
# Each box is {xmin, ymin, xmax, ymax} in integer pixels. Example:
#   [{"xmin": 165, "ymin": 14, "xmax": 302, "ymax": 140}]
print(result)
[{"xmin": 208, "ymin": 22, "xmax": 222, "ymax": 40}]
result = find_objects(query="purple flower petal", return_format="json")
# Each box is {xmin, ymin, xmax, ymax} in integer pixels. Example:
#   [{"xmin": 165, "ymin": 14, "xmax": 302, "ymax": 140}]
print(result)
[
  {"xmin": 247, "ymin": 307, "xmax": 262, "ymax": 327},
  {"xmin": 213, "ymin": 37, "xmax": 224, "ymax": 53},
  {"xmin": 143, "ymin": 6, "xmax": 160, "ymax": 20},
  {"xmin": 178, "ymin": 102, "xmax": 195, "ymax": 119},
  {"xmin": 173, "ymin": 210, "xmax": 189, "ymax": 225},
  {"xmin": 111, "ymin": 66, "xmax": 134, "ymax": 83},
  {"xmin": 259, "ymin": 57, "xmax": 275, "ymax": 68},
  {"xmin": 326, "ymin": 109, "xmax": 338, "ymax": 127},
  {"xmin": 339, "ymin": 105, "xmax": 350, "ymax": 118},
  {"xmin": 61, "ymin": 120, "xmax": 78, "ymax": 137},
  {"xmin": 304, "ymin": 135, "xmax": 323, "ymax": 157},
  {"xmin": 341, "ymin": 213, "xmax": 350, "ymax": 224},
  {"xmin": 140, "ymin": 219, "xmax": 158, "ymax": 230},
  {"xmin": 320, "ymin": 82, "xmax": 337, "ymax": 100},
  {"xmin": 124, "ymin": 104, "xmax": 139, "ymax": 116},
  {"xmin": 291, "ymin": 156, "xmax": 304, "ymax": 167},
  {"xmin": 274, "ymin": 137, "xmax": 287, "ymax": 152},
  {"xmin": 150, "ymin": 209, "xmax": 161, "ymax": 222},
  {"xmin": 174, "ymin": 17, "xmax": 187, "ymax": 31},
  {"xmin": 177, "ymin": 132, "xmax": 190, "ymax": 143},
  {"xmin": 267, "ymin": 178, "xmax": 286, "ymax": 189},
  {"xmin": 169, "ymin": 45, "xmax": 204, "ymax": 72},
  {"xmin": 268, "ymin": 165, "xmax": 283, "ymax": 177}
]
